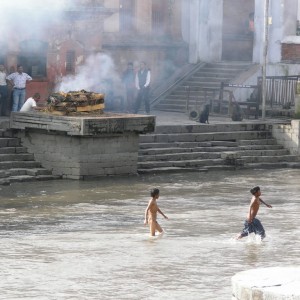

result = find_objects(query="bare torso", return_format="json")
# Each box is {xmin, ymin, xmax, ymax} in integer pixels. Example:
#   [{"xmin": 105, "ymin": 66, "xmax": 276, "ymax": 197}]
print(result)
[
  {"xmin": 247, "ymin": 196, "xmax": 260, "ymax": 221},
  {"xmin": 148, "ymin": 200, "xmax": 158, "ymax": 222}
]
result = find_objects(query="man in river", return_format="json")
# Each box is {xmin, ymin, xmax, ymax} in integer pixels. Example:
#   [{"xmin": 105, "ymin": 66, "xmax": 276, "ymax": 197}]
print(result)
[
  {"xmin": 144, "ymin": 188, "xmax": 168, "ymax": 236},
  {"xmin": 236, "ymin": 186, "xmax": 272, "ymax": 240}
]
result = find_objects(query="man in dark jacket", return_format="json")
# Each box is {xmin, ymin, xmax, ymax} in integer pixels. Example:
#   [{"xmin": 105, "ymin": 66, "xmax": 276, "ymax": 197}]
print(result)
[{"xmin": 134, "ymin": 61, "xmax": 151, "ymax": 114}]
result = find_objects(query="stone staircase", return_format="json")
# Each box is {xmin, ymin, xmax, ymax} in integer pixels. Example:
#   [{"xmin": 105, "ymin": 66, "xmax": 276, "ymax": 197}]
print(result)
[
  {"xmin": 153, "ymin": 62, "xmax": 253, "ymax": 112},
  {"xmin": 0, "ymin": 121, "xmax": 60, "ymax": 185},
  {"xmin": 138, "ymin": 123, "xmax": 300, "ymax": 174}
]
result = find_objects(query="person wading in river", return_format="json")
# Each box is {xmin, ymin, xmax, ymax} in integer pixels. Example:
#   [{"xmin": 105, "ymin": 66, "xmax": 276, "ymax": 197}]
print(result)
[
  {"xmin": 236, "ymin": 186, "xmax": 272, "ymax": 240},
  {"xmin": 144, "ymin": 188, "xmax": 168, "ymax": 236}
]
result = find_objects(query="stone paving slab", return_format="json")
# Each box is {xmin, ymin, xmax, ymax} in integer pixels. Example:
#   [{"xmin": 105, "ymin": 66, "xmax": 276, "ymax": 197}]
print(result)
[{"xmin": 232, "ymin": 267, "xmax": 300, "ymax": 299}]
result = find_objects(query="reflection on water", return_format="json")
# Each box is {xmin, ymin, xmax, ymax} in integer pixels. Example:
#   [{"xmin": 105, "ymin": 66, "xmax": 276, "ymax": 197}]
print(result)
[{"xmin": 0, "ymin": 169, "xmax": 300, "ymax": 299}]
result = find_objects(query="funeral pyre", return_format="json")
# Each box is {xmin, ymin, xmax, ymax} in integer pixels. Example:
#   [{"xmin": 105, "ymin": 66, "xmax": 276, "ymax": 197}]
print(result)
[{"xmin": 47, "ymin": 90, "xmax": 105, "ymax": 115}]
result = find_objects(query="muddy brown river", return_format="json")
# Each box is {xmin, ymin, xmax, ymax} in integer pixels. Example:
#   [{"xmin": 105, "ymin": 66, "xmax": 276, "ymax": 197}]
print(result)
[{"xmin": 0, "ymin": 168, "xmax": 299, "ymax": 299}]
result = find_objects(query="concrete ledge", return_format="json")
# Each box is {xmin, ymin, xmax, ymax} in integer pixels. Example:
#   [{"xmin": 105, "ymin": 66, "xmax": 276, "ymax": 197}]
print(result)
[
  {"xmin": 232, "ymin": 267, "xmax": 300, "ymax": 299},
  {"xmin": 10, "ymin": 112, "xmax": 155, "ymax": 136}
]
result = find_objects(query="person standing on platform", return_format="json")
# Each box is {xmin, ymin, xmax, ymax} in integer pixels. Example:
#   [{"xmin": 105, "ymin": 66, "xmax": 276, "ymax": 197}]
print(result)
[
  {"xmin": 6, "ymin": 65, "xmax": 32, "ymax": 112},
  {"xmin": 0, "ymin": 64, "xmax": 8, "ymax": 116},
  {"xmin": 134, "ymin": 61, "xmax": 151, "ymax": 114}
]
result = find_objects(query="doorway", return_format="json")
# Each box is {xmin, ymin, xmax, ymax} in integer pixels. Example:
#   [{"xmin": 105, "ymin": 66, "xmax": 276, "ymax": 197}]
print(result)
[{"xmin": 222, "ymin": 0, "xmax": 255, "ymax": 61}]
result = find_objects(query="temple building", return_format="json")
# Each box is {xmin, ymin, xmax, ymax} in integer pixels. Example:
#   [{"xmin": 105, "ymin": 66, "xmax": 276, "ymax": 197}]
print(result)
[{"xmin": 0, "ymin": 0, "xmax": 299, "ymax": 104}]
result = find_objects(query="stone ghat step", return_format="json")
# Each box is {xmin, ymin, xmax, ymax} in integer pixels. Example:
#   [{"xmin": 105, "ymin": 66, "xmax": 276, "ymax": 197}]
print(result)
[
  {"xmin": 0, "ymin": 129, "xmax": 14, "ymax": 138},
  {"xmin": 139, "ymin": 146, "xmax": 241, "ymax": 155},
  {"xmin": 238, "ymin": 139, "xmax": 278, "ymax": 146},
  {"xmin": 0, "ymin": 161, "xmax": 41, "ymax": 170},
  {"xmin": 241, "ymin": 155, "xmax": 300, "ymax": 163},
  {"xmin": 139, "ymin": 141, "xmax": 238, "ymax": 149},
  {"xmin": 244, "ymin": 162, "xmax": 300, "ymax": 169},
  {"xmin": 138, "ymin": 165, "xmax": 237, "ymax": 174},
  {"xmin": 140, "ymin": 131, "xmax": 272, "ymax": 143},
  {"xmin": 138, "ymin": 149, "xmax": 291, "ymax": 162},
  {"xmin": 0, "ymin": 137, "xmax": 21, "ymax": 147},
  {"xmin": 0, "ymin": 153, "xmax": 35, "ymax": 162},
  {"xmin": 138, "ymin": 158, "xmax": 226, "ymax": 169},
  {"xmin": 8, "ymin": 168, "xmax": 53, "ymax": 176},
  {"xmin": 153, "ymin": 123, "xmax": 272, "ymax": 134},
  {"xmin": 139, "ymin": 143, "xmax": 282, "ymax": 154},
  {"xmin": 138, "ymin": 162, "xmax": 300, "ymax": 174},
  {"xmin": 0, "ymin": 175, "xmax": 61, "ymax": 185},
  {"xmin": 0, "ymin": 146, "xmax": 28, "ymax": 154},
  {"xmin": 139, "ymin": 152, "xmax": 222, "ymax": 162}
]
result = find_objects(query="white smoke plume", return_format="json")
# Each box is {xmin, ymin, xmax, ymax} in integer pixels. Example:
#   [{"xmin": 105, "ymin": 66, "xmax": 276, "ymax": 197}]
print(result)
[
  {"xmin": 0, "ymin": 0, "xmax": 68, "ymax": 37},
  {"xmin": 56, "ymin": 53, "xmax": 122, "ymax": 95}
]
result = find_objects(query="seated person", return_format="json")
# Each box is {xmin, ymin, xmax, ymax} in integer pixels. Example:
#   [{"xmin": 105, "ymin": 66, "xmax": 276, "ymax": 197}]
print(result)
[{"xmin": 20, "ymin": 93, "xmax": 43, "ymax": 112}]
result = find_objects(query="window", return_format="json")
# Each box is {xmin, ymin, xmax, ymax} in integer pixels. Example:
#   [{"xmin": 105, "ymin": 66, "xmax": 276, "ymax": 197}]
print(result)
[
  {"xmin": 152, "ymin": 0, "xmax": 167, "ymax": 35},
  {"xmin": 18, "ymin": 40, "xmax": 47, "ymax": 78},
  {"xmin": 120, "ymin": 0, "xmax": 135, "ymax": 33},
  {"xmin": 66, "ymin": 50, "xmax": 76, "ymax": 74}
]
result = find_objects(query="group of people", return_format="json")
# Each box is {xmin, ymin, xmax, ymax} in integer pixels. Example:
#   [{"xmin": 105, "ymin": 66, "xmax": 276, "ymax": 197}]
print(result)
[
  {"xmin": 122, "ymin": 61, "xmax": 151, "ymax": 114},
  {"xmin": 145, "ymin": 186, "xmax": 272, "ymax": 240},
  {"xmin": 0, "ymin": 64, "xmax": 41, "ymax": 115}
]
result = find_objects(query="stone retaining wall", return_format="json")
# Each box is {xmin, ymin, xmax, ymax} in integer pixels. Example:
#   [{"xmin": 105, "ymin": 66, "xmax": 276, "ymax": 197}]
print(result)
[
  {"xmin": 10, "ymin": 113, "xmax": 155, "ymax": 179},
  {"xmin": 272, "ymin": 120, "xmax": 300, "ymax": 155}
]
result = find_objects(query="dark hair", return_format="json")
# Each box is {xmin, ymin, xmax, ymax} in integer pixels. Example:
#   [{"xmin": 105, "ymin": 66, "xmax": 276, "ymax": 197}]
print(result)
[
  {"xmin": 250, "ymin": 186, "xmax": 260, "ymax": 195},
  {"xmin": 128, "ymin": 62, "xmax": 133, "ymax": 66},
  {"xmin": 33, "ymin": 93, "xmax": 41, "ymax": 99},
  {"xmin": 150, "ymin": 188, "xmax": 160, "ymax": 197}
]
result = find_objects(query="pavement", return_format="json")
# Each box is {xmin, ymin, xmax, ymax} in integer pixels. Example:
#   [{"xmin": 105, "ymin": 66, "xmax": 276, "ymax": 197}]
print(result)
[{"xmin": 150, "ymin": 110, "xmax": 291, "ymax": 126}]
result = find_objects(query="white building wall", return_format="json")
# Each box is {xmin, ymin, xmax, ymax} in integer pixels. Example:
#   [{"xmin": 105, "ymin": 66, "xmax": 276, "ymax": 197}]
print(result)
[{"xmin": 183, "ymin": 0, "xmax": 299, "ymax": 64}]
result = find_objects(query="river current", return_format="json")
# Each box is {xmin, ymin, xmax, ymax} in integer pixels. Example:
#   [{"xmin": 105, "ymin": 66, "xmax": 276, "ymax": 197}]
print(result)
[{"xmin": 0, "ymin": 168, "xmax": 299, "ymax": 299}]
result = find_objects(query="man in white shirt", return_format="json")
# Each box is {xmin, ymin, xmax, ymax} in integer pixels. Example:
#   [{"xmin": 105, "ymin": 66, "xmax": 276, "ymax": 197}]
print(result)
[
  {"xmin": 20, "ymin": 93, "xmax": 41, "ymax": 112},
  {"xmin": 134, "ymin": 61, "xmax": 151, "ymax": 114},
  {"xmin": 0, "ymin": 64, "xmax": 8, "ymax": 116},
  {"xmin": 6, "ymin": 65, "xmax": 32, "ymax": 112}
]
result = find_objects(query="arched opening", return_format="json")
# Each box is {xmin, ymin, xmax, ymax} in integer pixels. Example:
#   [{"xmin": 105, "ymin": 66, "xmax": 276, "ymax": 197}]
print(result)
[{"xmin": 222, "ymin": 0, "xmax": 255, "ymax": 61}]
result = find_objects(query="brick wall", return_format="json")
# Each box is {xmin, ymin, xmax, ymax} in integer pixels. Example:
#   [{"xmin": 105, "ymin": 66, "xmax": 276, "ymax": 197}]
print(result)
[{"xmin": 282, "ymin": 43, "xmax": 300, "ymax": 61}]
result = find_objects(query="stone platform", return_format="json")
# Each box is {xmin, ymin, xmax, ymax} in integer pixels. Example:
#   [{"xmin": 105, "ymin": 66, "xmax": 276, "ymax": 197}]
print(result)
[
  {"xmin": 10, "ymin": 112, "xmax": 155, "ymax": 179},
  {"xmin": 232, "ymin": 267, "xmax": 300, "ymax": 299}
]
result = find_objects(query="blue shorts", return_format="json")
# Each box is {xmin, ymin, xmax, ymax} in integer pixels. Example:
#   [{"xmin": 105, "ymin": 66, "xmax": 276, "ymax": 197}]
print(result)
[{"xmin": 240, "ymin": 218, "xmax": 266, "ymax": 239}]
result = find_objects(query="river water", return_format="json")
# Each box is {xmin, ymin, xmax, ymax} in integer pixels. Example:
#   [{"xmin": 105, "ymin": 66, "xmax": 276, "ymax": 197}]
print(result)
[{"xmin": 0, "ymin": 168, "xmax": 299, "ymax": 299}]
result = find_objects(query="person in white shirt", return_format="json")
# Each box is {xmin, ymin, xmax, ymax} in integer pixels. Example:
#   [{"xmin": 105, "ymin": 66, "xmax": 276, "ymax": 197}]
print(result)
[
  {"xmin": 0, "ymin": 64, "xmax": 8, "ymax": 116},
  {"xmin": 20, "ymin": 93, "xmax": 41, "ymax": 112},
  {"xmin": 6, "ymin": 65, "xmax": 32, "ymax": 112},
  {"xmin": 134, "ymin": 61, "xmax": 151, "ymax": 114}
]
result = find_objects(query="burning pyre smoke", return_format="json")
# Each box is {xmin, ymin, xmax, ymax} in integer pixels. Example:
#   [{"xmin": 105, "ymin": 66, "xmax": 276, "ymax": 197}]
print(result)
[{"xmin": 55, "ymin": 53, "xmax": 122, "ymax": 96}]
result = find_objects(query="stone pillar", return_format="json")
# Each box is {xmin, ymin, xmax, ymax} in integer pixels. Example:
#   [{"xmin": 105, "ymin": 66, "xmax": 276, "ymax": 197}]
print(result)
[
  {"xmin": 188, "ymin": 0, "xmax": 200, "ymax": 63},
  {"xmin": 253, "ymin": 0, "xmax": 298, "ymax": 64},
  {"xmin": 182, "ymin": 0, "xmax": 223, "ymax": 63},
  {"xmin": 198, "ymin": 0, "xmax": 223, "ymax": 62}
]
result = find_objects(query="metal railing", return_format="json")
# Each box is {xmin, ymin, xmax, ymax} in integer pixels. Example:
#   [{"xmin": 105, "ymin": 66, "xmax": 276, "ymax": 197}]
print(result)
[{"xmin": 257, "ymin": 75, "xmax": 300, "ymax": 107}]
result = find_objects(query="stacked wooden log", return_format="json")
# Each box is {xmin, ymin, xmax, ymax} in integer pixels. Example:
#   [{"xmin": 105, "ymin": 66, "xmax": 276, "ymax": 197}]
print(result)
[{"xmin": 47, "ymin": 90, "xmax": 105, "ymax": 115}]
